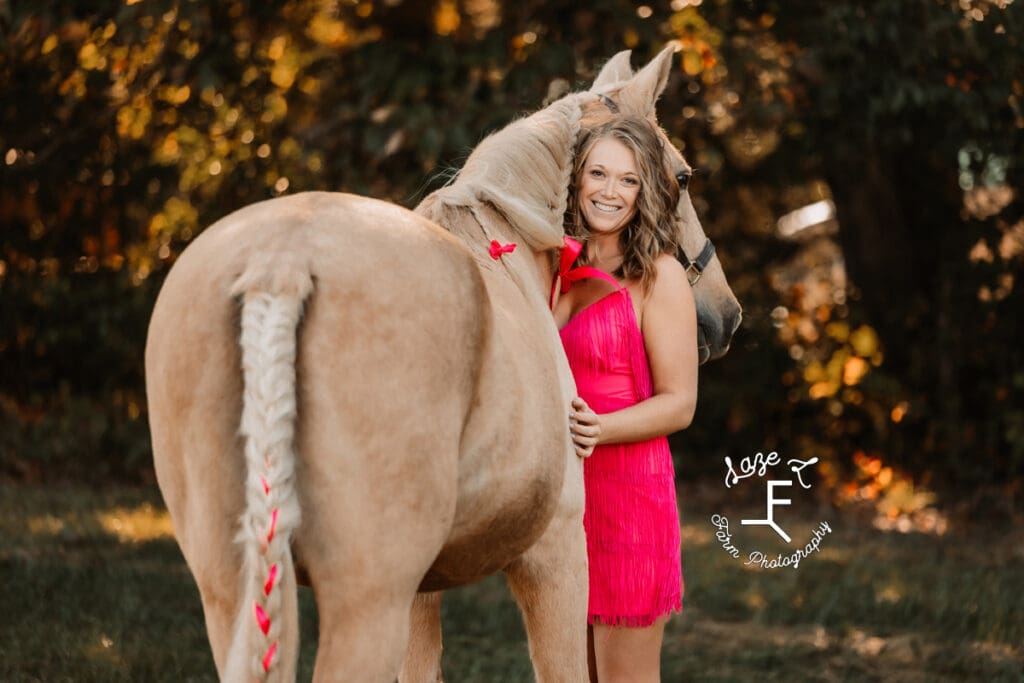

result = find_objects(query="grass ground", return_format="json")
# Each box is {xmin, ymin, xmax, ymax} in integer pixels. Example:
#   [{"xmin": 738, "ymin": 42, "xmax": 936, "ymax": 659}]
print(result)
[{"xmin": 3, "ymin": 482, "xmax": 1022, "ymax": 682}]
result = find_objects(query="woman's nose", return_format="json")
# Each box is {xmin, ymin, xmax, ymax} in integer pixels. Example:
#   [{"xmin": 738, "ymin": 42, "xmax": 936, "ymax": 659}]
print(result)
[{"xmin": 601, "ymin": 179, "xmax": 616, "ymax": 196}]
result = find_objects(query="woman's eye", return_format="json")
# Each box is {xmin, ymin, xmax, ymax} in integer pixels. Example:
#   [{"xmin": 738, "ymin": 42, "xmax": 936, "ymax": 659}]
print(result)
[
  {"xmin": 623, "ymin": 177, "xmax": 638, "ymax": 186},
  {"xmin": 590, "ymin": 169, "xmax": 604, "ymax": 178}
]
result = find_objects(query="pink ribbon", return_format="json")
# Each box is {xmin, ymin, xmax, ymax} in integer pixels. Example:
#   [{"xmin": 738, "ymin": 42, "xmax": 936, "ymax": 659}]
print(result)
[
  {"xmin": 255, "ymin": 602, "xmax": 270, "ymax": 636},
  {"xmin": 488, "ymin": 240, "xmax": 517, "ymax": 259},
  {"xmin": 255, "ymin": 469, "xmax": 281, "ymax": 675},
  {"xmin": 264, "ymin": 563, "xmax": 278, "ymax": 596},
  {"xmin": 267, "ymin": 508, "xmax": 278, "ymax": 544},
  {"xmin": 556, "ymin": 236, "xmax": 615, "ymax": 294},
  {"xmin": 262, "ymin": 641, "xmax": 277, "ymax": 673}
]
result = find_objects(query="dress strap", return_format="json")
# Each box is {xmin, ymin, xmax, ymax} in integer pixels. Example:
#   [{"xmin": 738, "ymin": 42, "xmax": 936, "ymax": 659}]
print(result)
[{"xmin": 553, "ymin": 237, "xmax": 623, "ymax": 303}]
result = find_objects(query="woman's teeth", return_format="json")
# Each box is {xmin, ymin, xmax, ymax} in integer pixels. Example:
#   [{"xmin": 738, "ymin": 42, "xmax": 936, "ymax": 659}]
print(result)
[{"xmin": 593, "ymin": 201, "xmax": 620, "ymax": 213}]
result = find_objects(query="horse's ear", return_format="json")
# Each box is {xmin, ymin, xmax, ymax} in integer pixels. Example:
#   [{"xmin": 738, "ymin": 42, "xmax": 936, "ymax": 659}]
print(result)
[
  {"xmin": 591, "ymin": 50, "xmax": 633, "ymax": 90},
  {"xmin": 616, "ymin": 43, "xmax": 678, "ymax": 114}
]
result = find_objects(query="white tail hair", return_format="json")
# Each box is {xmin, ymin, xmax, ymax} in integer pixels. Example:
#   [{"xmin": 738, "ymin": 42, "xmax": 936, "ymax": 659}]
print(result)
[{"xmin": 224, "ymin": 255, "xmax": 313, "ymax": 682}]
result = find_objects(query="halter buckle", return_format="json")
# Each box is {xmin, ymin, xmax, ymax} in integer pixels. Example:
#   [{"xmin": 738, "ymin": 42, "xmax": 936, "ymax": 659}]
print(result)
[
  {"xmin": 685, "ymin": 263, "xmax": 703, "ymax": 287},
  {"xmin": 679, "ymin": 238, "xmax": 715, "ymax": 287}
]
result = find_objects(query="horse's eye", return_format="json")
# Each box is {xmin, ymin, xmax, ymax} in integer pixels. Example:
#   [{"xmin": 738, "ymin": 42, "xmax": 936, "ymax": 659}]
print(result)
[{"xmin": 675, "ymin": 170, "xmax": 691, "ymax": 190}]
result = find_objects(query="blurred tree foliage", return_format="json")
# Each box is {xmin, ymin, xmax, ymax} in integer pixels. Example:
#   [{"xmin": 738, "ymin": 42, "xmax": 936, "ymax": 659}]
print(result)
[
  {"xmin": 761, "ymin": 0, "xmax": 1023, "ymax": 504},
  {"xmin": 1, "ymin": 0, "xmax": 1021, "ymax": 509}
]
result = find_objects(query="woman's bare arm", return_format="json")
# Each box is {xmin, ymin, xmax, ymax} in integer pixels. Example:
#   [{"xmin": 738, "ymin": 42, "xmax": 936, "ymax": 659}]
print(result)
[{"xmin": 572, "ymin": 254, "xmax": 699, "ymax": 446}]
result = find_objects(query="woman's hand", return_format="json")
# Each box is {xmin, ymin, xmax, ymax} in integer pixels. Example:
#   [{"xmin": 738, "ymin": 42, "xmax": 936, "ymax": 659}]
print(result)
[{"xmin": 569, "ymin": 397, "xmax": 602, "ymax": 458}]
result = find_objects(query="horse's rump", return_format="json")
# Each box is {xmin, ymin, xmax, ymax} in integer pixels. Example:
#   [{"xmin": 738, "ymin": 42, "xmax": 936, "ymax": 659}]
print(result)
[{"xmin": 146, "ymin": 191, "xmax": 492, "ymax": 679}]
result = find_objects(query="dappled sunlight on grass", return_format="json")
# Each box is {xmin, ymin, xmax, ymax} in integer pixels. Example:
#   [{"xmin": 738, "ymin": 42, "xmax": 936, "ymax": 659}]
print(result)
[
  {"xmin": 816, "ymin": 544, "xmax": 852, "ymax": 563},
  {"xmin": 969, "ymin": 640, "xmax": 1023, "ymax": 667},
  {"xmin": 97, "ymin": 503, "xmax": 174, "ymax": 543},
  {"xmin": 4, "ymin": 482, "xmax": 172, "ymax": 544},
  {"xmin": 745, "ymin": 591, "xmax": 767, "ymax": 610},
  {"xmin": 23, "ymin": 503, "xmax": 174, "ymax": 544},
  {"xmin": 4, "ymin": 482, "xmax": 1023, "ymax": 680},
  {"xmin": 84, "ymin": 632, "xmax": 126, "ymax": 669},
  {"xmin": 679, "ymin": 521, "xmax": 713, "ymax": 546},
  {"xmin": 873, "ymin": 582, "xmax": 903, "ymax": 605},
  {"xmin": 665, "ymin": 613, "xmax": 1024, "ymax": 681},
  {"xmin": 27, "ymin": 514, "xmax": 66, "ymax": 536}
]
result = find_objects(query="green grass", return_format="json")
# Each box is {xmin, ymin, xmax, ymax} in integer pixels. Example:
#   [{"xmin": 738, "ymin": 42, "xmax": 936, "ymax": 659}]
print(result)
[{"xmin": 3, "ymin": 483, "xmax": 1022, "ymax": 682}]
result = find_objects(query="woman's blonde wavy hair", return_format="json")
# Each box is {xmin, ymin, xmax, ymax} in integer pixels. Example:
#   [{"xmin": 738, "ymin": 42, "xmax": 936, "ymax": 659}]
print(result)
[{"xmin": 564, "ymin": 115, "xmax": 681, "ymax": 292}]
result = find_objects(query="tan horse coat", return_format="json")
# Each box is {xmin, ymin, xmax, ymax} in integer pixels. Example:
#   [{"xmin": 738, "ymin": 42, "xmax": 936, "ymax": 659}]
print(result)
[{"xmin": 146, "ymin": 46, "xmax": 740, "ymax": 683}]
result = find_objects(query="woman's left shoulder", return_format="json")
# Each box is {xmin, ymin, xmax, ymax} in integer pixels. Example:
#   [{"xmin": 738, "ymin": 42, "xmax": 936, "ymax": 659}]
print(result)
[
  {"xmin": 637, "ymin": 254, "xmax": 694, "ymax": 322},
  {"xmin": 650, "ymin": 254, "xmax": 692, "ymax": 299},
  {"xmin": 652, "ymin": 253, "xmax": 688, "ymax": 280},
  {"xmin": 639, "ymin": 253, "xmax": 696, "ymax": 338}
]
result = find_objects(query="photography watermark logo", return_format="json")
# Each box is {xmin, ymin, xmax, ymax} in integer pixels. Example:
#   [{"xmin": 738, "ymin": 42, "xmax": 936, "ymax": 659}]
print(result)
[{"xmin": 711, "ymin": 451, "xmax": 833, "ymax": 570}]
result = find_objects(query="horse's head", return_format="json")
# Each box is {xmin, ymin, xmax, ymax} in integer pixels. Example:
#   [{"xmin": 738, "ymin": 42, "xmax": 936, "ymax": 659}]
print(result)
[{"xmin": 581, "ymin": 45, "xmax": 742, "ymax": 363}]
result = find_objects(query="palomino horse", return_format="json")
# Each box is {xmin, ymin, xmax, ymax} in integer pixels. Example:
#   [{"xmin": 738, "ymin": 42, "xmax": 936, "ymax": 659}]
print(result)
[{"xmin": 145, "ymin": 45, "xmax": 740, "ymax": 683}]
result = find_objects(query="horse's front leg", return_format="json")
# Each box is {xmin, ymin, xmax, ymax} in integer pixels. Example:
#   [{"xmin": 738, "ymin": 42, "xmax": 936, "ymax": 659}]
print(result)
[
  {"xmin": 504, "ymin": 460, "xmax": 589, "ymax": 682},
  {"xmin": 398, "ymin": 591, "xmax": 445, "ymax": 683}
]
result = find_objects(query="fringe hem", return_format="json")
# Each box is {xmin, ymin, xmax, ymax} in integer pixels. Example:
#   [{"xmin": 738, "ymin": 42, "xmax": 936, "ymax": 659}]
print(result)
[{"xmin": 588, "ymin": 599, "xmax": 683, "ymax": 629}]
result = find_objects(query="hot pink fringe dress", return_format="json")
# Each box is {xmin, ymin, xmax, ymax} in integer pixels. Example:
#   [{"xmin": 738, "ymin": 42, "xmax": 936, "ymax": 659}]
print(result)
[{"xmin": 559, "ymin": 271, "xmax": 683, "ymax": 628}]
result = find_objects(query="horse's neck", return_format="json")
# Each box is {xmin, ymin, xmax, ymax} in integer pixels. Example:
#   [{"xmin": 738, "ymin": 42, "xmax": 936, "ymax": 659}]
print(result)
[
  {"xmin": 412, "ymin": 91, "xmax": 590, "ymax": 307},
  {"xmin": 475, "ymin": 201, "xmax": 555, "ymax": 306},
  {"xmin": 416, "ymin": 195, "xmax": 552, "ymax": 310},
  {"xmin": 417, "ymin": 92, "xmax": 586, "ymax": 254}
]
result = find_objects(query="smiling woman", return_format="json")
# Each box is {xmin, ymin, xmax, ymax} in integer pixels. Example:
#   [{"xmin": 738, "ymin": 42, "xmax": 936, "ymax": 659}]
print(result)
[
  {"xmin": 576, "ymin": 138, "xmax": 642, "ymax": 237},
  {"xmin": 552, "ymin": 114, "xmax": 698, "ymax": 682},
  {"xmin": 564, "ymin": 116, "xmax": 682, "ymax": 294}
]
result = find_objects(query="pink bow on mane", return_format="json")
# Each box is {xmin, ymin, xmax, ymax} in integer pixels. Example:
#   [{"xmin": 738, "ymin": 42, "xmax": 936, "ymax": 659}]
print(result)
[{"xmin": 489, "ymin": 240, "xmax": 517, "ymax": 259}]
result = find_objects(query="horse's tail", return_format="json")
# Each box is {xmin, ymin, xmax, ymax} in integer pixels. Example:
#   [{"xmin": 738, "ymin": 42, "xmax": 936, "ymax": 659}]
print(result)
[{"xmin": 223, "ymin": 255, "xmax": 313, "ymax": 683}]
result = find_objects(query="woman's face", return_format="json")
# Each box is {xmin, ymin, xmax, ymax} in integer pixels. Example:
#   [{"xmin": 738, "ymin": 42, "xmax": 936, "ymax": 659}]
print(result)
[{"xmin": 577, "ymin": 136, "xmax": 640, "ymax": 236}]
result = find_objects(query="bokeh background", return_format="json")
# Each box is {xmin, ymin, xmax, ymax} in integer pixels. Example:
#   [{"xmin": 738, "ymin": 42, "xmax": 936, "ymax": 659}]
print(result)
[{"xmin": 2, "ymin": 1, "xmax": 1022, "ymax": 680}]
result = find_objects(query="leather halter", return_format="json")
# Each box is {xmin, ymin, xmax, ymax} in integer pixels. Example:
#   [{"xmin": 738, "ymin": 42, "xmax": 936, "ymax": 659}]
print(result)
[
  {"xmin": 678, "ymin": 239, "xmax": 715, "ymax": 286},
  {"xmin": 596, "ymin": 93, "xmax": 716, "ymax": 287}
]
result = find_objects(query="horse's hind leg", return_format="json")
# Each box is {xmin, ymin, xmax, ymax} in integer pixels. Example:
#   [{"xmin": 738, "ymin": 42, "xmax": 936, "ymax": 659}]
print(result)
[
  {"xmin": 151, "ymin": 379, "xmax": 255, "ymax": 678},
  {"xmin": 311, "ymin": 586, "xmax": 417, "ymax": 682},
  {"xmin": 504, "ymin": 471, "xmax": 589, "ymax": 682},
  {"xmin": 292, "ymin": 426, "xmax": 457, "ymax": 682},
  {"xmin": 152, "ymin": 370, "xmax": 303, "ymax": 681},
  {"xmin": 158, "ymin": 434, "xmax": 302, "ymax": 680},
  {"xmin": 193, "ymin": 550, "xmax": 249, "ymax": 677},
  {"xmin": 157, "ymin": 440, "xmax": 293, "ymax": 680},
  {"xmin": 399, "ymin": 592, "xmax": 445, "ymax": 683},
  {"xmin": 300, "ymin": 529, "xmax": 445, "ymax": 682}
]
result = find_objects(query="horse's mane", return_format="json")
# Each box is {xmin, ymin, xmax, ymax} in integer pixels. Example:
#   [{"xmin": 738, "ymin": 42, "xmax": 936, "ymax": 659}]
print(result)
[{"xmin": 415, "ymin": 92, "xmax": 596, "ymax": 251}]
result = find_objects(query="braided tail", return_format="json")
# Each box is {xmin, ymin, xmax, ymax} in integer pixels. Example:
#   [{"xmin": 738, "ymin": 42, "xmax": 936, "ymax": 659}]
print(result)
[{"xmin": 225, "ymin": 257, "xmax": 312, "ymax": 683}]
